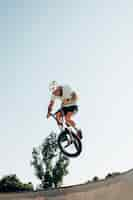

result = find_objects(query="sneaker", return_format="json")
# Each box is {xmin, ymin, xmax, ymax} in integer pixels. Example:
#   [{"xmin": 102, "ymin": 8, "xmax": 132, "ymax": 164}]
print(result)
[{"xmin": 77, "ymin": 129, "xmax": 83, "ymax": 139}]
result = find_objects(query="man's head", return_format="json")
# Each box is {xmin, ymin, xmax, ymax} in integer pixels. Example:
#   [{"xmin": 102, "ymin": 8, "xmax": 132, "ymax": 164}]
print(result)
[
  {"xmin": 49, "ymin": 81, "xmax": 58, "ymax": 92},
  {"xmin": 49, "ymin": 81, "xmax": 62, "ymax": 96}
]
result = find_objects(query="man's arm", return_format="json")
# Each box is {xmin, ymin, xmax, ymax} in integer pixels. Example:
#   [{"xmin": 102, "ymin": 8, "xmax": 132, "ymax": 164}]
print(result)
[
  {"xmin": 71, "ymin": 91, "xmax": 78, "ymax": 102},
  {"xmin": 47, "ymin": 100, "xmax": 55, "ymax": 118}
]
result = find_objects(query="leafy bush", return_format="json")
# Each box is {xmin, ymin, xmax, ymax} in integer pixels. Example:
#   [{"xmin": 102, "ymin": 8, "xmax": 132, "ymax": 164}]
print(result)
[{"xmin": 0, "ymin": 174, "xmax": 33, "ymax": 192}]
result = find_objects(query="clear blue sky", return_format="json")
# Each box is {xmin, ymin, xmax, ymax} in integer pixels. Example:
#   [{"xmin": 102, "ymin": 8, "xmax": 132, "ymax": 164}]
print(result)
[{"xmin": 1, "ymin": 0, "xmax": 133, "ymax": 187}]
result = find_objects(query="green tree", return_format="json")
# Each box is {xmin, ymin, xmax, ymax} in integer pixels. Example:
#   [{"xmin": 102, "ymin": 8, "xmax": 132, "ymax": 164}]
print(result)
[
  {"xmin": 105, "ymin": 172, "xmax": 120, "ymax": 180},
  {"xmin": 92, "ymin": 176, "xmax": 99, "ymax": 182},
  {"xmin": 31, "ymin": 132, "xmax": 70, "ymax": 189},
  {"xmin": 0, "ymin": 174, "xmax": 33, "ymax": 192},
  {"xmin": 52, "ymin": 153, "xmax": 69, "ymax": 188}
]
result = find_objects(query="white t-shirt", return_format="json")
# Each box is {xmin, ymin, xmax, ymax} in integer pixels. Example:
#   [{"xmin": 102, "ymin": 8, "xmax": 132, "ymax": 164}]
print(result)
[{"xmin": 51, "ymin": 85, "xmax": 77, "ymax": 107}]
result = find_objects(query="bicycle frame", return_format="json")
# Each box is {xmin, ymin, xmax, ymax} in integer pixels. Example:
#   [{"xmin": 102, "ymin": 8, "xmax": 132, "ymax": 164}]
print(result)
[{"xmin": 50, "ymin": 112, "xmax": 75, "ymax": 135}]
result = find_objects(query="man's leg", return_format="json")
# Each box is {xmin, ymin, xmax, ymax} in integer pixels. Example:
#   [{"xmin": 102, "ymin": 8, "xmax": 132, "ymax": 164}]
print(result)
[
  {"xmin": 65, "ymin": 112, "xmax": 83, "ymax": 139},
  {"xmin": 55, "ymin": 111, "xmax": 63, "ymax": 125},
  {"xmin": 65, "ymin": 112, "xmax": 76, "ymax": 128}
]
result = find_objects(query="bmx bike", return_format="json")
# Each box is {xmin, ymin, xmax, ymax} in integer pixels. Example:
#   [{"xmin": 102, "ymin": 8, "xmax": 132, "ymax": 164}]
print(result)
[{"xmin": 49, "ymin": 112, "xmax": 82, "ymax": 158}]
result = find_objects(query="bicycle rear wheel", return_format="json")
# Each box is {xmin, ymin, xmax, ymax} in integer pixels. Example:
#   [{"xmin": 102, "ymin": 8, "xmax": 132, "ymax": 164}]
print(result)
[{"xmin": 58, "ymin": 130, "xmax": 82, "ymax": 158}]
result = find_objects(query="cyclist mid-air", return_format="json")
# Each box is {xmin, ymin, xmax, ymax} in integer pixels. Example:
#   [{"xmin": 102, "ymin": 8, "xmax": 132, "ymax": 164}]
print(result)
[{"xmin": 46, "ymin": 81, "xmax": 82, "ymax": 140}]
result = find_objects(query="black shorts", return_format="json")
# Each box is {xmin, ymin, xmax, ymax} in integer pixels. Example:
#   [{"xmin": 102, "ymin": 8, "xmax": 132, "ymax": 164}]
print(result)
[{"xmin": 57, "ymin": 105, "xmax": 78, "ymax": 116}]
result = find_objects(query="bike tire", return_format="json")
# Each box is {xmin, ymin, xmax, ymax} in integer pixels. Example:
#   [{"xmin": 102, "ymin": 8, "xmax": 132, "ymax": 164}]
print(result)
[{"xmin": 58, "ymin": 131, "xmax": 82, "ymax": 158}]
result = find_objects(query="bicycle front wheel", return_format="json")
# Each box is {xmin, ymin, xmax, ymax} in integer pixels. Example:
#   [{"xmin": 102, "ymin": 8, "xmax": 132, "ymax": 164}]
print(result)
[{"xmin": 58, "ymin": 130, "xmax": 82, "ymax": 158}]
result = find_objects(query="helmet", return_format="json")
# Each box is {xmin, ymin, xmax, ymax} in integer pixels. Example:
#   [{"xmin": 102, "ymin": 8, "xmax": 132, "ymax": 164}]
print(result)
[{"xmin": 49, "ymin": 81, "xmax": 58, "ymax": 92}]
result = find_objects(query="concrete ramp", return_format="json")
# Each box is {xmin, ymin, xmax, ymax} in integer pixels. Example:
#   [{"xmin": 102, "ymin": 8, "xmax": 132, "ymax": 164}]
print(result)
[{"xmin": 1, "ymin": 169, "xmax": 133, "ymax": 200}]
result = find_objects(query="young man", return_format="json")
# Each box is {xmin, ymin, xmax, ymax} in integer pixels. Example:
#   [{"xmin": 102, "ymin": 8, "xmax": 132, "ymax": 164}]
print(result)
[{"xmin": 47, "ymin": 81, "xmax": 82, "ymax": 139}]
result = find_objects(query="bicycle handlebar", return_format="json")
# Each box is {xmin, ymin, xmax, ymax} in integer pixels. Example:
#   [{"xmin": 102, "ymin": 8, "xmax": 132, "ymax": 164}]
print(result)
[{"xmin": 49, "ymin": 113, "xmax": 57, "ymax": 120}]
